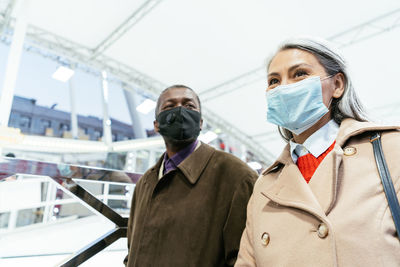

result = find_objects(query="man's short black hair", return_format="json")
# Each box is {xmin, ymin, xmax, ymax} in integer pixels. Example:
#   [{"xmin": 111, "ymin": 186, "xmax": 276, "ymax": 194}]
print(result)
[{"xmin": 155, "ymin": 84, "xmax": 201, "ymax": 117}]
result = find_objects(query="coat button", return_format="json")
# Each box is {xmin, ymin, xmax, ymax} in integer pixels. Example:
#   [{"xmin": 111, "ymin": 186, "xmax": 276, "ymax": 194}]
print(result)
[
  {"xmin": 317, "ymin": 223, "xmax": 329, "ymax": 238},
  {"xmin": 261, "ymin": 232, "xmax": 270, "ymax": 246},
  {"xmin": 343, "ymin": 146, "xmax": 357, "ymax": 156}
]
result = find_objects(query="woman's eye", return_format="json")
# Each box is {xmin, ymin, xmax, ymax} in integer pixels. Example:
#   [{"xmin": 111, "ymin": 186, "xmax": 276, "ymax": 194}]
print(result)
[
  {"xmin": 268, "ymin": 78, "xmax": 279, "ymax": 86},
  {"xmin": 294, "ymin": 70, "xmax": 308, "ymax": 78}
]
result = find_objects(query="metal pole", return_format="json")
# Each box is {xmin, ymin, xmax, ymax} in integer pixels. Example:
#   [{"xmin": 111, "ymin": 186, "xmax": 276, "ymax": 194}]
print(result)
[
  {"xmin": 69, "ymin": 74, "xmax": 78, "ymax": 139},
  {"xmin": 0, "ymin": 0, "xmax": 28, "ymax": 127},
  {"xmin": 100, "ymin": 71, "xmax": 112, "ymax": 146},
  {"xmin": 123, "ymin": 88, "xmax": 146, "ymax": 138}
]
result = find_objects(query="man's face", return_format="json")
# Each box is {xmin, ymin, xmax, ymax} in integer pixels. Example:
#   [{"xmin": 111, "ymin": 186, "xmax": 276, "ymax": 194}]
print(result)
[{"xmin": 154, "ymin": 87, "xmax": 202, "ymax": 134}]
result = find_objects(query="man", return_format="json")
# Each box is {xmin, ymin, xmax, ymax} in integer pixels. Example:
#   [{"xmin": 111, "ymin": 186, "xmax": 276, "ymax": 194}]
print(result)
[{"xmin": 125, "ymin": 85, "xmax": 257, "ymax": 267}]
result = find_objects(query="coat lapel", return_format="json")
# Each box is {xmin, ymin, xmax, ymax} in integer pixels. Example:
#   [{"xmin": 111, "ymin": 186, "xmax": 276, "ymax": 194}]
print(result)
[
  {"xmin": 178, "ymin": 142, "xmax": 215, "ymax": 184},
  {"xmin": 261, "ymin": 160, "xmax": 327, "ymax": 220},
  {"xmin": 308, "ymin": 143, "xmax": 343, "ymax": 214}
]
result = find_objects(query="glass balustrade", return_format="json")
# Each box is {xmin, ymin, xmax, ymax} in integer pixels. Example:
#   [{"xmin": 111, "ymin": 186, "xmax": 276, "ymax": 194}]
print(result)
[{"xmin": 0, "ymin": 157, "xmax": 141, "ymax": 267}]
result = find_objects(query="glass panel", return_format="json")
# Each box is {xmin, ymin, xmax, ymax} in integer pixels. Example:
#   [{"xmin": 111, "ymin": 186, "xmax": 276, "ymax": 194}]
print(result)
[
  {"xmin": 135, "ymin": 150, "xmax": 150, "ymax": 173},
  {"xmin": 0, "ymin": 157, "xmax": 141, "ymax": 266},
  {"xmin": 16, "ymin": 207, "xmax": 45, "ymax": 227},
  {"xmin": 0, "ymin": 212, "xmax": 10, "ymax": 228}
]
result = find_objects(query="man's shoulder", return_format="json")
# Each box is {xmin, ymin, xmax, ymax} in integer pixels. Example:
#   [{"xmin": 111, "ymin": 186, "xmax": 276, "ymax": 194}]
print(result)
[
  {"xmin": 212, "ymin": 148, "xmax": 244, "ymax": 164},
  {"xmin": 209, "ymin": 148, "xmax": 258, "ymax": 180}
]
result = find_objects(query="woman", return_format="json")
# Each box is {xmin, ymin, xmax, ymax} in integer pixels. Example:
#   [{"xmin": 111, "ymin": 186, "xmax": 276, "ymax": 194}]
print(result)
[{"xmin": 235, "ymin": 37, "xmax": 400, "ymax": 266}]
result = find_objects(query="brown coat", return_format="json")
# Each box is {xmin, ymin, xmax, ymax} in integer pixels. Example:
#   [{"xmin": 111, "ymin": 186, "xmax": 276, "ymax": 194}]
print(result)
[
  {"xmin": 125, "ymin": 142, "xmax": 257, "ymax": 267},
  {"xmin": 236, "ymin": 119, "xmax": 400, "ymax": 267}
]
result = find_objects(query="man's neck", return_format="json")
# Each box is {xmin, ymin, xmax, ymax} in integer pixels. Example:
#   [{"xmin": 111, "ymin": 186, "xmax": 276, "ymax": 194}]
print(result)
[{"xmin": 165, "ymin": 139, "xmax": 196, "ymax": 158}]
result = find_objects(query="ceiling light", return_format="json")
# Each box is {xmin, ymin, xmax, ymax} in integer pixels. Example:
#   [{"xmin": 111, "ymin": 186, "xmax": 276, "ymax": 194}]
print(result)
[
  {"xmin": 52, "ymin": 66, "xmax": 74, "ymax": 82},
  {"xmin": 198, "ymin": 131, "xmax": 218, "ymax": 144},
  {"xmin": 136, "ymin": 99, "xmax": 156, "ymax": 114}
]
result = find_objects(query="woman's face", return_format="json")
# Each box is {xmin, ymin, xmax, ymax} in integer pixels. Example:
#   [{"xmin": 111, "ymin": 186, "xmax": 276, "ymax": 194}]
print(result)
[{"xmin": 267, "ymin": 48, "xmax": 344, "ymax": 108}]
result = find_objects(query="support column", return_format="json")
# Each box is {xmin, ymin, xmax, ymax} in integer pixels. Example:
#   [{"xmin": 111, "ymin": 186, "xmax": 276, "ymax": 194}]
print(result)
[
  {"xmin": 69, "ymin": 73, "xmax": 78, "ymax": 139},
  {"xmin": 123, "ymin": 88, "xmax": 146, "ymax": 139},
  {"xmin": 100, "ymin": 71, "xmax": 112, "ymax": 146},
  {"xmin": 0, "ymin": 0, "xmax": 28, "ymax": 127}
]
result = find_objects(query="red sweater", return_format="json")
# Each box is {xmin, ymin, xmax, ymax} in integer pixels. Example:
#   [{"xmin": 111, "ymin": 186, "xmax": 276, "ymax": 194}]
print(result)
[{"xmin": 296, "ymin": 141, "xmax": 336, "ymax": 183}]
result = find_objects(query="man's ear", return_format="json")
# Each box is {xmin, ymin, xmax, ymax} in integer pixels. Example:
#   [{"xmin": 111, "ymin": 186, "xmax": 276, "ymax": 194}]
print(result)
[
  {"xmin": 200, "ymin": 119, "xmax": 203, "ymax": 131},
  {"xmin": 154, "ymin": 120, "xmax": 160, "ymax": 133},
  {"xmin": 333, "ymin": 73, "xmax": 345, "ymax": 99}
]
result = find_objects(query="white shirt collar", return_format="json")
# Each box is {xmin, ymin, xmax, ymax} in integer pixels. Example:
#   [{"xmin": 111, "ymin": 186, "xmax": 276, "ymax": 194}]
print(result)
[{"xmin": 289, "ymin": 120, "xmax": 339, "ymax": 163}]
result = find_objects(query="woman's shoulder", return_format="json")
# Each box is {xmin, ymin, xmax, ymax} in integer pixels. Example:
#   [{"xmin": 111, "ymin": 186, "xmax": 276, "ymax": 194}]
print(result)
[{"xmin": 337, "ymin": 119, "xmax": 400, "ymax": 146}]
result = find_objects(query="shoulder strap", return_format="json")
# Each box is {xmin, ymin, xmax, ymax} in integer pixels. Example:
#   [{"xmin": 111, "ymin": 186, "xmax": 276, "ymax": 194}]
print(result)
[{"xmin": 370, "ymin": 132, "xmax": 400, "ymax": 239}]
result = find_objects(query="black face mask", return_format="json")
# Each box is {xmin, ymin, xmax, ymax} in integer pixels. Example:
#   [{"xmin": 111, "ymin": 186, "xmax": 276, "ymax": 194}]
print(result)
[{"xmin": 156, "ymin": 106, "xmax": 201, "ymax": 141}]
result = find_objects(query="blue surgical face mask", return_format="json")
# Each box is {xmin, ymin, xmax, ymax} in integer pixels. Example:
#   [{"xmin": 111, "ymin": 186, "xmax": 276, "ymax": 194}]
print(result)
[{"xmin": 266, "ymin": 76, "xmax": 331, "ymax": 135}]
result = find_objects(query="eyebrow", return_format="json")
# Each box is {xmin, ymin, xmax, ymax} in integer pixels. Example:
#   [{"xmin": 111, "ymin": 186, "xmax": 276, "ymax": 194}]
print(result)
[{"xmin": 268, "ymin": 63, "xmax": 314, "ymax": 78}]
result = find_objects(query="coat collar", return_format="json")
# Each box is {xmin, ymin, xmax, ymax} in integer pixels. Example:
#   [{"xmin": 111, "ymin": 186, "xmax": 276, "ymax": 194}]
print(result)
[
  {"xmin": 260, "ymin": 118, "xmax": 400, "ymax": 218},
  {"xmin": 144, "ymin": 142, "xmax": 215, "ymax": 185},
  {"xmin": 177, "ymin": 142, "xmax": 215, "ymax": 184},
  {"xmin": 263, "ymin": 118, "xmax": 400, "ymax": 176}
]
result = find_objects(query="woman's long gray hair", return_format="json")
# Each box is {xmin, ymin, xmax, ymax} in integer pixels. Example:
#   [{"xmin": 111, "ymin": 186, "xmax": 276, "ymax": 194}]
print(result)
[{"xmin": 268, "ymin": 37, "xmax": 370, "ymax": 142}]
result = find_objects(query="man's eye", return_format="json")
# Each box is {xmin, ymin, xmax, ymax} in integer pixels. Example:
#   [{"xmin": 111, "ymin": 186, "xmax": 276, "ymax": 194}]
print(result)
[{"xmin": 186, "ymin": 104, "xmax": 195, "ymax": 109}]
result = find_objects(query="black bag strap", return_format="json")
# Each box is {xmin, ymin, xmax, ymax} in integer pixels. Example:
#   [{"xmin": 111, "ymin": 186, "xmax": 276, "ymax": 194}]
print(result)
[{"xmin": 370, "ymin": 132, "xmax": 400, "ymax": 239}]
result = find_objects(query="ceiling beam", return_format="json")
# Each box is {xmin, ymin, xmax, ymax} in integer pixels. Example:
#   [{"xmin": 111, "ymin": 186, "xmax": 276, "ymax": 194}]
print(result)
[
  {"xmin": 199, "ymin": 66, "xmax": 265, "ymax": 102},
  {"xmin": 90, "ymin": 0, "xmax": 162, "ymax": 60},
  {"xmin": 200, "ymin": 8, "xmax": 400, "ymax": 102}
]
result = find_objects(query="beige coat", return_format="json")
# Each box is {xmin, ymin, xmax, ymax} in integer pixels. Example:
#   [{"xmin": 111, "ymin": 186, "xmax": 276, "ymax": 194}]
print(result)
[{"xmin": 236, "ymin": 119, "xmax": 400, "ymax": 267}]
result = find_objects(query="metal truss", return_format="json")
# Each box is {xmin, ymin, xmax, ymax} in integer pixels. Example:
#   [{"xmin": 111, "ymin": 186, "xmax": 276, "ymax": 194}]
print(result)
[
  {"xmin": 200, "ymin": 8, "xmax": 400, "ymax": 102},
  {"xmin": 0, "ymin": 16, "xmax": 275, "ymax": 164},
  {"xmin": 328, "ymin": 8, "xmax": 400, "ymax": 48},
  {"xmin": 0, "ymin": 0, "xmax": 15, "ymax": 37},
  {"xmin": 199, "ymin": 66, "xmax": 266, "ymax": 102},
  {"xmin": 90, "ymin": 0, "xmax": 163, "ymax": 60}
]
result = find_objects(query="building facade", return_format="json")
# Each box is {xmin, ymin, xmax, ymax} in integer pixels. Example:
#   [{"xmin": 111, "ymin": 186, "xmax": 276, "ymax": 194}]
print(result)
[{"xmin": 9, "ymin": 96, "xmax": 136, "ymax": 141}]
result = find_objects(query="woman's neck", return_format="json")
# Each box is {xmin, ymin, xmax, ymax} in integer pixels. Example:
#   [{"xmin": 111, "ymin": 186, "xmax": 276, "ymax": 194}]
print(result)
[{"xmin": 292, "ymin": 111, "xmax": 332, "ymax": 144}]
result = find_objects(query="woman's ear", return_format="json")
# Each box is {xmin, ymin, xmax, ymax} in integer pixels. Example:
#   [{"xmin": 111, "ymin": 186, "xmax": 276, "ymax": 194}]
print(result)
[{"xmin": 333, "ymin": 73, "xmax": 345, "ymax": 98}]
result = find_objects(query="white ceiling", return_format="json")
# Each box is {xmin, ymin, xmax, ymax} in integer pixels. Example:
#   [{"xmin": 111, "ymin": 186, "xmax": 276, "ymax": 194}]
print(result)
[{"xmin": 2, "ymin": 0, "xmax": 400, "ymax": 161}]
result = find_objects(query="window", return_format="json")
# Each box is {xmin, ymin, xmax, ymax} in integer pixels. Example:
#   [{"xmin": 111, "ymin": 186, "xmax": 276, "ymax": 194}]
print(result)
[
  {"xmin": 94, "ymin": 130, "xmax": 102, "ymax": 140},
  {"xmin": 59, "ymin": 123, "xmax": 69, "ymax": 131},
  {"xmin": 41, "ymin": 119, "xmax": 51, "ymax": 129},
  {"xmin": 19, "ymin": 116, "xmax": 31, "ymax": 128}
]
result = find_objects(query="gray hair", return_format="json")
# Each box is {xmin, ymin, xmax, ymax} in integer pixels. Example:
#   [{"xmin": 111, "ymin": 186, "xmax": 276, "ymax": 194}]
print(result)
[{"xmin": 267, "ymin": 37, "xmax": 370, "ymax": 142}]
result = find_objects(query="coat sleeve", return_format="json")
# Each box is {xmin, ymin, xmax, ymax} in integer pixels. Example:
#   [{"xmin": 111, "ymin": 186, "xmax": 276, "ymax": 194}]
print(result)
[
  {"xmin": 234, "ymin": 192, "xmax": 257, "ymax": 267},
  {"xmin": 223, "ymin": 173, "xmax": 256, "ymax": 266},
  {"xmin": 124, "ymin": 183, "xmax": 138, "ymax": 266}
]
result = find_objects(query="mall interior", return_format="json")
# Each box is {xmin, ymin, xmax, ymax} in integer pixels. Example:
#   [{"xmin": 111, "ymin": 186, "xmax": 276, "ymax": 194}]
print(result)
[{"xmin": 0, "ymin": 1, "xmax": 399, "ymax": 266}]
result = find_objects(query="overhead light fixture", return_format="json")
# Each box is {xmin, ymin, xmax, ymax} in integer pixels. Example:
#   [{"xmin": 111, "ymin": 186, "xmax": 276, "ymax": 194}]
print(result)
[
  {"xmin": 136, "ymin": 99, "xmax": 156, "ymax": 114},
  {"xmin": 52, "ymin": 66, "xmax": 74, "ymax": 82},
  {"xmin": 198, "ymin": 131, "xmax": 218, "ymax": 144}
]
